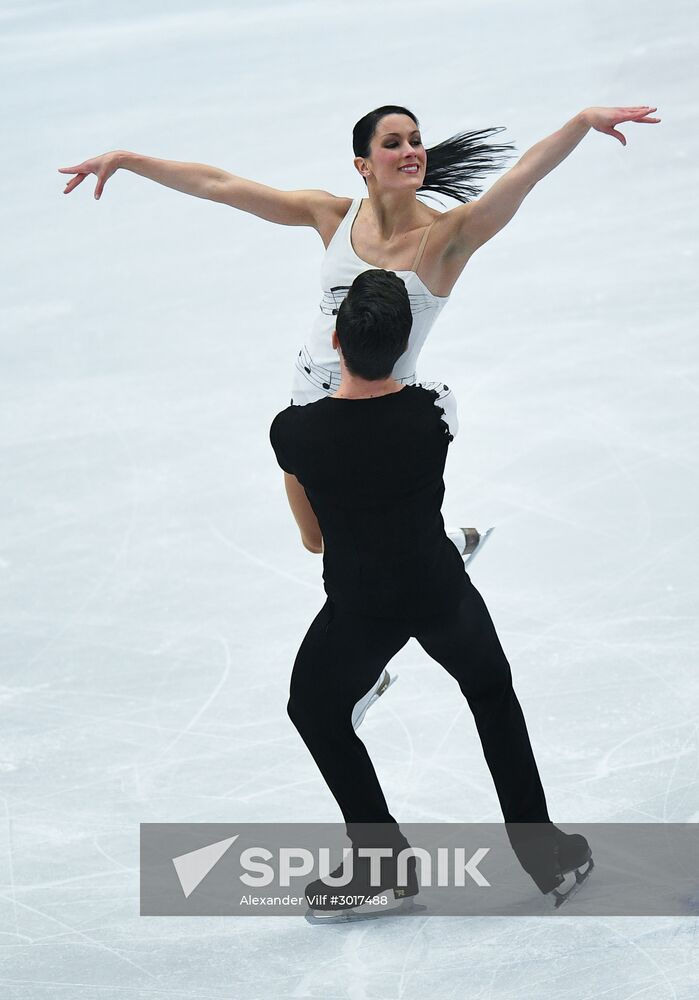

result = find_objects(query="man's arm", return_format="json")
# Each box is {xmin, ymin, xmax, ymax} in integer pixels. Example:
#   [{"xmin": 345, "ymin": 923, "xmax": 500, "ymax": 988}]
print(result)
[
  {"xmin": 283, "ymin": 473, "xmax": 323, "ymax": 554},
  {"xmin": 270, "ymin": 411, "xmax": 323, "ymax": 554}
]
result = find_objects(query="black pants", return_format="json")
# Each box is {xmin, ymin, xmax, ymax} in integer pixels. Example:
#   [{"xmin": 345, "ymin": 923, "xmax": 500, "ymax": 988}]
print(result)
[{"xmin": 287, "ymin": 573, "xmax": 551, "ymax": 845}]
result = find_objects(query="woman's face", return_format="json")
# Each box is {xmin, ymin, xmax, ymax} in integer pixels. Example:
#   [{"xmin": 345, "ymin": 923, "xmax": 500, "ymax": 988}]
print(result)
[{"xmin": 356, "ymin": 113, "xmax": 426, "ymax": 191}]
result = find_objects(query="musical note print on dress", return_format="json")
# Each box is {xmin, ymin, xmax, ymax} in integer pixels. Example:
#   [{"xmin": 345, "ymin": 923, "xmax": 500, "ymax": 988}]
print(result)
[
  {"xmin": 295, "ymin": 346, "xmax": 342, "ymax": 394},
  {"xmin": 293, "ymin": 345, "xmax": 420, "ymax": 401},
  {"xmin": 320, "ymin": 286, "xmax": 351, "ymax": 317},
  {"xmin": 417, "ymin": 380, "xmax": 459, "ymax": 440},
  {"xmin": 320, "ymin": 285, "xmax": 435, "ymax": 317}
]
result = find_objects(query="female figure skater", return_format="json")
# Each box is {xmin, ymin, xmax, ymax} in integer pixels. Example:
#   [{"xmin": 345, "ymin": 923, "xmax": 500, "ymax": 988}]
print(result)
[{"xmin": 58, "ymin": 102, "xmax": 660, "ymax": 727}]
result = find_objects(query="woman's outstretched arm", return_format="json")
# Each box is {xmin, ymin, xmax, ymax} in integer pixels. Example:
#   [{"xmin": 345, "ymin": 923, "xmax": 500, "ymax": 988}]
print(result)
[
  {"xmin": 59, "ymin": 150, "xmax": 225, "ymax": 201},
  {"xmin": 441, "ymin": 106, "xmax": 660, "ymax": 258},
  {"xmin": 516, "ymin": 105, "xmax": 660, "ymax": 182},
  {"xmin": 58, "ymin": 150, "xmax": 345, "ymax": 229}
]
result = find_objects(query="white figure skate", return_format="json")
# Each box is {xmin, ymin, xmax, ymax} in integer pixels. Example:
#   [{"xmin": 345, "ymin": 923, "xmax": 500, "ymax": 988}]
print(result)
[
  {"xmin": 461, "ymin": 526, "xmax": 495, "ymax": 570},
  {"xmin": 352, "ymin": 668, "xmax": 397, "ymax": 731}
]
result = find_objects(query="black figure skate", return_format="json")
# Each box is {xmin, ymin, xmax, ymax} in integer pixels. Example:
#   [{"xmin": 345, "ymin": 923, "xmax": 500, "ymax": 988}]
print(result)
[
  {"xmin": 304, "ymin": 845, "xmax": 425, "ymax": 924},
  {"xmin": 548, "ymin": 828, "xmax": 594, "ymax": 908},
  {"xmin": 510, "ymin": 825, "xmax": 594, "ymax": 909}
]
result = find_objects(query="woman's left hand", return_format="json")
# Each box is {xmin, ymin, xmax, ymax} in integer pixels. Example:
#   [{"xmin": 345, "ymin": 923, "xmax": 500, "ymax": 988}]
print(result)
[{"xmin": 582, "ymin": 106, "xmax": 661, "ymax": 145}]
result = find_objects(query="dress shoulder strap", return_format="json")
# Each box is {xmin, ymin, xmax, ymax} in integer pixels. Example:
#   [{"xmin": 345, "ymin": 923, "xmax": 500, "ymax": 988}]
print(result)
[{"xmin": 411, "ymin": 219, "xmax": 436, "ymax": 273}]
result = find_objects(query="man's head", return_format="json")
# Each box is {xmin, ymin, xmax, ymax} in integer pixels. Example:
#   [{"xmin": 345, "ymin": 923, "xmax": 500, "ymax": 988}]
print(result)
[{"xmin": 332, "ymin": 269, "xmax": 412, "ymax": 381}]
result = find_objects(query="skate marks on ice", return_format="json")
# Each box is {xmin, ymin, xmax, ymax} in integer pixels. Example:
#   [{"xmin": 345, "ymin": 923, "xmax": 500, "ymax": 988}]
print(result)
[{"xmin": 207, "ymin": 518, "xmax": 319, "ymax": 592}]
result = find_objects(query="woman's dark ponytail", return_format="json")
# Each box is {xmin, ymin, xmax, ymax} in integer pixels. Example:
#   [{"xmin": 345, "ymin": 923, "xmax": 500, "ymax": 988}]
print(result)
[{"xmin": 352, "ymin": 105, "xmax": 517, "ymax": 206}]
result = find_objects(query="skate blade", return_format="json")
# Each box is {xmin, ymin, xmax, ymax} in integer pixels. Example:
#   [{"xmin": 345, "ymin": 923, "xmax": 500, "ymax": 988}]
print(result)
[
  {"xmin": 351, "ymin": 670, "xmax": 399, "ymax": 730},
  {"xmin": 304, "ymin": 896, "xmax": 426, "ymax": 925},
  {"xmin": 463, "ymin": 526, "xmax": 495, "ymax": 570},
  {"xmin": 551, "ymin": 857, "xmax": 595, "ymax": 909}
]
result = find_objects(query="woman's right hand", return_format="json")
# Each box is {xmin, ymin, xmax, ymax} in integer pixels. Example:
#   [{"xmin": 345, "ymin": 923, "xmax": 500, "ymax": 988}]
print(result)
[{"xmin": 58, "ymin": 151, "xmax": 124, "ymax": 199}]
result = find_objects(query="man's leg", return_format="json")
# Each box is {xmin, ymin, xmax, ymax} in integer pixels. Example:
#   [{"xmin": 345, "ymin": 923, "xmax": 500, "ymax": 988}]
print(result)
[
  {"xmin": 287, "ymin": 598, "xmax": 411, "ymax": 842},
  {"xmin": 413, "ymin": 575, "xmax": 551, "ymax": 826},
  {"xmin": 414, "ymin": 583, "xmax": 597, "ymax": 897}
]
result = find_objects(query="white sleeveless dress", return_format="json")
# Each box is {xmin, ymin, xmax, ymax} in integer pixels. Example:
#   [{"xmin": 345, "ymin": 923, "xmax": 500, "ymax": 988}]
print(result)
[{"xmin": 290, "ymin": 196, "xmax": 453, "ymax": 414}]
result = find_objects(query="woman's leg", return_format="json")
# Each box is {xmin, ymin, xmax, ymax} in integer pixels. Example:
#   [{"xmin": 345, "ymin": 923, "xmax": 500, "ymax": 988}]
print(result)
[
  {"xmin": 413, "ymin": 576, "xmax": 551, "ymax": 826},
  {"xmin": 286, "ymin": 598, "xmax": 411, "ymax": 841}
]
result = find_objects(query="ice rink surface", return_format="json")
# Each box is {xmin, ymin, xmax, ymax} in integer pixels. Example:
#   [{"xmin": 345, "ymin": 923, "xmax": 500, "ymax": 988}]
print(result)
[{"xmin": 1, "ymin": 0, "xmax": 698, "ymax": 995}]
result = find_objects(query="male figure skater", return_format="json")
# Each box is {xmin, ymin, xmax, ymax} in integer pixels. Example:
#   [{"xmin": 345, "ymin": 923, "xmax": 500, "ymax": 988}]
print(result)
[{"xmin": 270, "ymin": 269, "xmax": 592, "ymax": 920}]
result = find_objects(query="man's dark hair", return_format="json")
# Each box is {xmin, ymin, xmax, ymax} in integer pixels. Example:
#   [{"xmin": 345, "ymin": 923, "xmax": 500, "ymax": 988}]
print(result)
[{"xmin": 335, "ymin": 269, "xmax": 412, "ymax": 380}]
